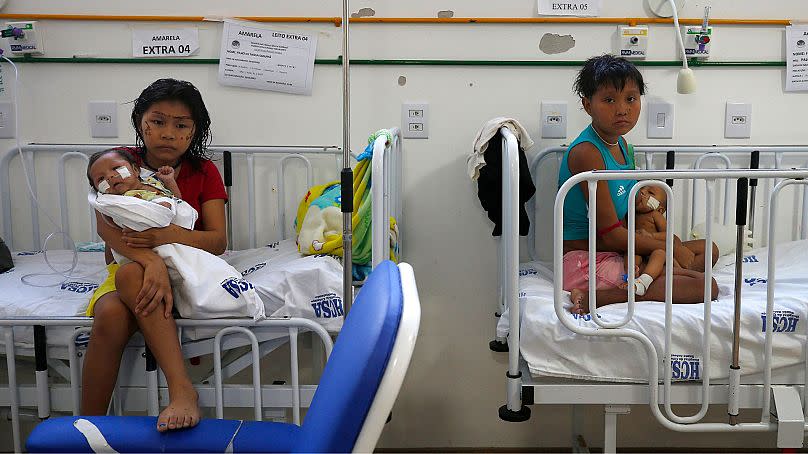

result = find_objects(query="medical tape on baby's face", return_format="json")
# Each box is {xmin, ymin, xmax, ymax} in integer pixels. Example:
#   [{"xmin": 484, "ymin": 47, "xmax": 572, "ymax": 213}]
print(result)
[
  {"xmin": 97, "ymin": 166, "xmax": 131, "ymax": 194},
  {"xmin": 97, "ymin": 180, "xmax": 110, "ymax": 194},
  {"xmin": 647, "ymin": 195, "xmax": 661, "ymax": 210},
  {"xmin": 115, "ymin": 166, "xmax": 132, "ymax": 179}
]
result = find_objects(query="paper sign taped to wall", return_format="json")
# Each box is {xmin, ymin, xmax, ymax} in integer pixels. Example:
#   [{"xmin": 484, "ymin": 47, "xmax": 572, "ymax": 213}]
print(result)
[
  {"xmin": 537, "ymin": 0, "xmax": 601, "ymax": 17},
  {"xmin": 218, "ymin": 20, "xmax": 317, "ymax": 96},
  {"xmin": 786, "ymin": 25, "xmax": 808, "ymax": 92},
  {"xmin": 133, "ymin": 28, "xmax": 199, "ymax": 57}
]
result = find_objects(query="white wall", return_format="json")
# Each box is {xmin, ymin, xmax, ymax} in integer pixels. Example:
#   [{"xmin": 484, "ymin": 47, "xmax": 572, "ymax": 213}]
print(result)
[{"xmin": 1, "ymin": 0, "xmax": 807, "ymax": 450}]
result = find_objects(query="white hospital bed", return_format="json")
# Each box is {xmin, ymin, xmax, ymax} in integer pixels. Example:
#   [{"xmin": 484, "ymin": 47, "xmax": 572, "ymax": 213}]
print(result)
[
  {"xmin": 491, "ymin": 130, "xmax": 808, "ymax": 452},
  {"xmin": 0, "ymin": 128, "xmax": 404, "ymax": 449}
]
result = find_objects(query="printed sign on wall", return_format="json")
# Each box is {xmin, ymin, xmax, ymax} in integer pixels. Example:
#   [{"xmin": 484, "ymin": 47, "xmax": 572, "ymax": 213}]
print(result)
[
  {"xmin": 133, "ymin": 28, "xmax": 199, "ymax": 57},
  {"xmin": 786, "ymin": 25, "xmax": 808, "ymax": 92},
  {"xmin": 218, "ymin": 20, "xmax": 317, "ymax": 96},
  {"xmin": 538, "ymin": 0, "xmax": 601, "ymax": 17}
]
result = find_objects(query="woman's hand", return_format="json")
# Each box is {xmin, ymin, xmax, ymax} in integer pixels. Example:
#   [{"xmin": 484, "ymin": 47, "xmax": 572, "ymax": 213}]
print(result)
[
  {"xmin": 136, "ymin": 258, "xmax": 174, "ymax": 318},
  {"xmin": 674, "ymin": 244, "xmax": 696, "ymax": 270},
  {"xmin": 122, "ymin": 225, "xmax": 185, "ymax": 248}
]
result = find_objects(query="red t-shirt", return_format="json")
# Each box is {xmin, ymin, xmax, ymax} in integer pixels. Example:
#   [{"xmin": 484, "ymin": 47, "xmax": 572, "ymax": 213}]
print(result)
[{"xmin": 119, "ymin": 147, "xmax": 227, "ymax": 230}]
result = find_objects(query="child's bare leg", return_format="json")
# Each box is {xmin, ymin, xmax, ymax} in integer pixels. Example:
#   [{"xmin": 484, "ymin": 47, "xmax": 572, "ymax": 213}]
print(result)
[
  {"xmin": 81, "ymin": 293, "xmax": 138, "ymax": 415},
  {"xmin": 115, "ymin": 262, "xmax": 199, "ymax": 432},
  {"xmin": 682, "ymin": 239, "xmax": 719, "ymax": 271}
]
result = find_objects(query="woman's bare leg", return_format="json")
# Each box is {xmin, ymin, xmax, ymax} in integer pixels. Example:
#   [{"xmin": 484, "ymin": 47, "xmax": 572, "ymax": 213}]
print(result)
[
  {"xmin": 81, "ymin": 293, "xmax": 138, "ymax": 415},
  {"xmin": 115, "ymin": 262, "xmax": 200, "ymax": 431},
  {"xmin": 569, "ymin": 268, "xmax": 719, "ymax": 314}
]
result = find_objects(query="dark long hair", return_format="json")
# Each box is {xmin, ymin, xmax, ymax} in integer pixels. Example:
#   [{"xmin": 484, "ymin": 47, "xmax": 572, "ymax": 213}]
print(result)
[
  {"xmin": 573, "ymin": 54, "xmax": 646, "ymax": 99},
  {"xmin": 131, "ymin": 78, "xmax": 212, "ymax": 169}
]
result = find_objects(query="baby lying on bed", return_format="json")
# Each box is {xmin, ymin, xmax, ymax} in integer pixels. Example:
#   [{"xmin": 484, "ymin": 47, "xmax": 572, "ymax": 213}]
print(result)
[{"xmin": 86, "ymin": 149, "xmax": 264, "ymax": 320}]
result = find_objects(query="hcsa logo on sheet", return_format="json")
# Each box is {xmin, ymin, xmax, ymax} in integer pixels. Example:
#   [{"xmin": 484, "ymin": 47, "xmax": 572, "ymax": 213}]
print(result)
[
  {"xmin": 241, "ymin": 262, "xmax": 266, "ymax": 277},
  {"xmin": 761, "ymin": 311, "xmax": 799, "ymax": 333},
  {"xmin": 60, "ymin": 281, "xmax": 99, "ymax": 294},
  {"xmin": 220, "ymin": 277, "xmax": 255, "ymax": 299},
  {"xmin": 670, "ymin": 354, "xmax": 700, "ymax": 380},
  {"xmin": 311, "ymin": 293, "xmax": 344, "ymax": 319}
]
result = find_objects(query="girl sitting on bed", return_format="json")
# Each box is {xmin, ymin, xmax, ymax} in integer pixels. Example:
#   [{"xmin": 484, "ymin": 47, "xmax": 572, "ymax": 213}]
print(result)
[
  {"xmin": 558, "ymin": 54, "xmax": 719, "ymax": 315},
  {"xmin": 82, "ymin": 79, "xmax": 227, "ymax": 432}
]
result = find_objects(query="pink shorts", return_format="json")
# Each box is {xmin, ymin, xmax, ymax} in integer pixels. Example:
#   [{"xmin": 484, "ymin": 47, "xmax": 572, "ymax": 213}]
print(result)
[{"xmin": 562, "ymin": 250, "xmax": 625, "ymax": 291}]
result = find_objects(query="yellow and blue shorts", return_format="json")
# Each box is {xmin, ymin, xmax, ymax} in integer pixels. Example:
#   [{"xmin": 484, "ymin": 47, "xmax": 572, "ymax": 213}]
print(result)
[{"xmin": 86, "ymin": 263, "xmax": 119, "ymax": 316}]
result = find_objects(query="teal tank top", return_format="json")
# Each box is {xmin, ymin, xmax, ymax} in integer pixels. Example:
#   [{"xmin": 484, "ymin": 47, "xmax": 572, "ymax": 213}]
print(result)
[{"xmin": 558, "ymin": 124, "xmax": 637, "ymax": 241}]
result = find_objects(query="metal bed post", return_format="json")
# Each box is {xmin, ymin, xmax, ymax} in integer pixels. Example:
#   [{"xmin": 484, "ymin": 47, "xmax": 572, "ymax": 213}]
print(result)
[
  {"xmin": 223, "ymin": 151, "xmax": 233, "ymax": 249},
  {"xmin": 33, "ymin": 325, "xmax": 50, "ymax": 419},
  {"xmin": 277, "ymin": 155, "xmax": 313, "ymax": 241},
  {"xmin": 729, "ymin": 178, "xmax": 749, "ymax": 425},
  {"xmin": 145, "ymin": 347, "xmax": 159, "ymax": 417},
  {"xmin": 213, "ymin": 327, "xmax": 262, "ymax": 421},
  {"xmin": 498, "ymin": 127, "xmax": 529, "ymax": 422},
  {"xmin": 340, "ymin": 0, "xmax": 354, "ymax": 313},
  {"xmin": 4, "ymin": 327, "xmax": 22, "ymax": 453},
  {"xmin": 748, "ymin": 151, "xmax": 760, "ymax": 238}
]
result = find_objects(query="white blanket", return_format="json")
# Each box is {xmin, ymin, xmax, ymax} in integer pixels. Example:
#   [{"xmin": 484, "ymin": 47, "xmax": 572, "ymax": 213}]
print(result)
[
  {"xmin": 497, "ymin": 240, "xmax": 808, "ymax": 382},
  {"xmin": 88, "ymin": 191, "xmax": 265, "ymax": 320}
]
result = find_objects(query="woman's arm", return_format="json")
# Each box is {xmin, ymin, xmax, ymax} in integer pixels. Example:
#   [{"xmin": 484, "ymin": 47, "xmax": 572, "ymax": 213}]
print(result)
[
  {"xmin": 120, "ymin": 198, "xmax": 227, "ymax": 255},
  {"xmin": 567, "ymin": 143, "xmax": 692, "ymax": 263}
]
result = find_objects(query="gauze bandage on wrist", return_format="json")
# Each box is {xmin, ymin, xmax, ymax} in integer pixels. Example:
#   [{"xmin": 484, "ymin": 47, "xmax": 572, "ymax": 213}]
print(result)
[{"xmin": 647, "ymin": 196, "xmax": 661, "ymax": 211}]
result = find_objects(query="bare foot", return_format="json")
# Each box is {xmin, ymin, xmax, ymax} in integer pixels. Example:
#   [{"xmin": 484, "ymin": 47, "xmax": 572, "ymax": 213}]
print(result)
[
  {"xmin": 157, "ymin": 384, "xmax": 200, "ymax": 432},
  {"xmin": 568, "ymin": 289, "xmax": 590, "ymax": 315}
]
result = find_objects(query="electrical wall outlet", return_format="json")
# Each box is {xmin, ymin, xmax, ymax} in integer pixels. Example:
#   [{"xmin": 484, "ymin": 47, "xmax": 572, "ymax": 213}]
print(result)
[
  {"xmin": 402, "ymin": 103, "xmax": 428, "ymax": 139},
  {"xmin": 725, "ymin": 102, "xmax": 751, "ymax": 139},
  {"xmin": 646, "ymin": 101, "xmax": 674, "ymax": 139},
  {"xmin": 618, "ymin": 25, "xmax": 649, "ymax": 59},
  {"xmin": 0, "ymin": 101, "xmax": 15, "ymax": 138},
  {"xmin": 89, "ymin": 101, "xmax": 118, "ymax": 138},
  {"xmin": 540, "ymin": 101, "xmax": 567, "ymax": 139},
  {"xmin": 5, "ymin": 21, "xmax": 45, "ymax": 55}
]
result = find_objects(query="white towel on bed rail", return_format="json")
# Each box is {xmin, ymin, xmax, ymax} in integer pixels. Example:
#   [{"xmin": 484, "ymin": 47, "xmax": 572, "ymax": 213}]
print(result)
[
  {"xmin": 467, "ymin": 117, "xmax": 534, "ymax": 180},
  {"xmin": 88, "ymin": 191, "xmax": 265, "ymax": 321}
]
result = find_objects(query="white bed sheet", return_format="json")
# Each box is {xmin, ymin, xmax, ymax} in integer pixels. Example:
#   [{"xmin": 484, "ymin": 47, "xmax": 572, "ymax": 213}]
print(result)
[
  {"xmin": 0, "ymin": 239, "xmax": 344, "ymax": 348},
  {"xmin": 497, "ymin": 240, "xmax": 808, "ymax": 383}
]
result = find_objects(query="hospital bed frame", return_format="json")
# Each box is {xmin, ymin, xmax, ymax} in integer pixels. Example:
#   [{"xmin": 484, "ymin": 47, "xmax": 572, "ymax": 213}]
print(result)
[
  {"xmin": 493, "ymin": 128, "xmax": 808, "ymax": 452},
  {"xmin": 0, "ymin": 128, "xmax": 404, "ymax": 452}
]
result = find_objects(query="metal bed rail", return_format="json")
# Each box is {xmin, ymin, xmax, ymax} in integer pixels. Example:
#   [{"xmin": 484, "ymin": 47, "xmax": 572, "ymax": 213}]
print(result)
[
  {"xmin": 0, "ymin": 144, "xmax": 343, "ymax": 251},
  {"xmin": 527, "ymin": 145, "xmax": 808, "ymax": 263}
]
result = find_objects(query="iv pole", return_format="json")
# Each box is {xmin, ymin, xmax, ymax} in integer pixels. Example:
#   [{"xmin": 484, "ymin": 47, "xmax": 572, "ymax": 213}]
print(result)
[{"xmin": 340, "ymin": 0, "xmax": 354, "ymax": 312}]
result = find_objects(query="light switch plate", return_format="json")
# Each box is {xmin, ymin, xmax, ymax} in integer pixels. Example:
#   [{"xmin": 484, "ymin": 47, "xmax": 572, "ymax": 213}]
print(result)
[
  {"xmin": 0, "ymin": 102, "xmax": 16, "ymax": 138},
  {"xmin": 89, "ymin": 101, "xmax": 118, "ymax": 138},
  {"xmin": 402, "ymin": 103, "xmax": 428, "ymax": 139},
  {"xmin": 646, "ymin": 101, "xmax": 674, "ymax": 139},
  {"xmin": 725, "ymin": 102, "xmax": 751, "ymax": 139},
  {"xmin": 540, "ymin": 101, "xmax": 567, "ymax": 139}
]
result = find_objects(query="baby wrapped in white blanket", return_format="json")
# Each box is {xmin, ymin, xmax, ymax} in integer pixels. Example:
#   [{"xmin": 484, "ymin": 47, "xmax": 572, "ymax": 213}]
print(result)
[{"xmin": 87, "ymin": 169, "xmax": 265, "ymax": 321}]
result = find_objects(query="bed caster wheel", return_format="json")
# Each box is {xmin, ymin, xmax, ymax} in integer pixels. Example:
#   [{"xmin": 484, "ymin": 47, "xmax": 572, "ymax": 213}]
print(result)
[
  {"xmin": 489, "ymin": 339, "xmax": 508, "ymax": 352},
  {"xmin": 498, "ymin": 404, "xmax": 531, "ymax": 422}
]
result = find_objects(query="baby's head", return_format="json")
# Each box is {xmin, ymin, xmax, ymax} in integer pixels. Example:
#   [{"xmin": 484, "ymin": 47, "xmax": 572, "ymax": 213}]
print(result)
[
  {"xmin": 87, "ymin": 149, "xmax": 141, "ymax": 195},
  {"xmin": 636, "ymin": 184, "xmax": 667, "ymax": 214}
]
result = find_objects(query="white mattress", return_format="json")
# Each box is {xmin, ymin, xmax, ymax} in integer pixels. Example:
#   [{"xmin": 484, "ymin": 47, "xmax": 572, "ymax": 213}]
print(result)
[
  {"xmin": 0, "ymin": 239, "xmax": 344, "ymax": 348},
  {"xmin": 497, "ymin": 240, "xmax": 808, "ymax": 383}
]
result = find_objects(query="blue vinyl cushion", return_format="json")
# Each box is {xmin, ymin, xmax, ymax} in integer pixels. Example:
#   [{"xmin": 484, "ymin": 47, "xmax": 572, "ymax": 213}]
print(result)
[{"xmin": 26, "ymin": 260, "xmax": 403, "ymax": 453}]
